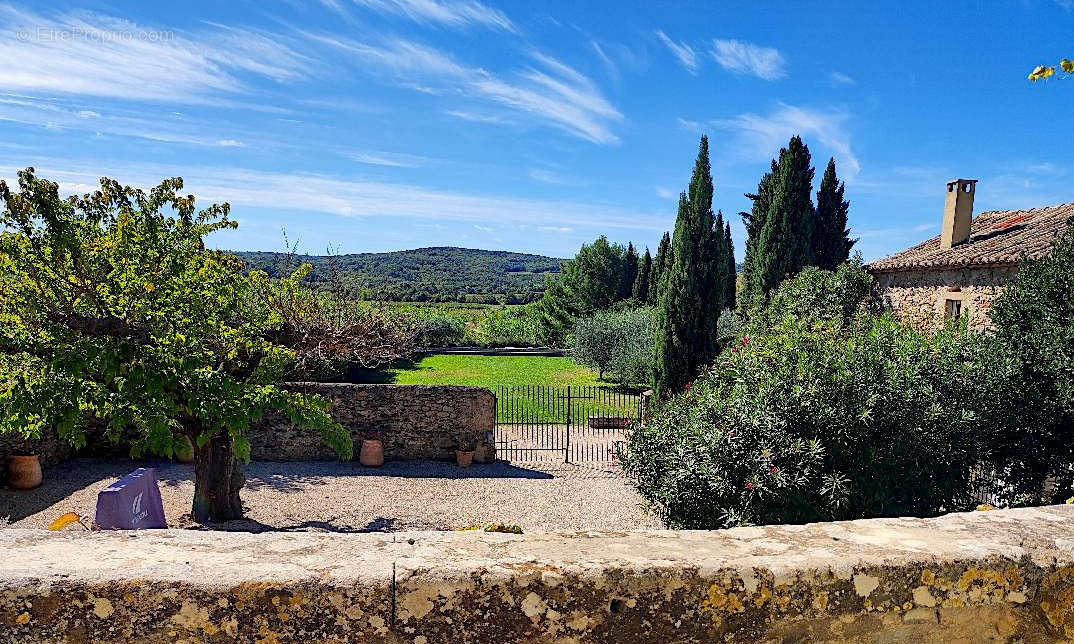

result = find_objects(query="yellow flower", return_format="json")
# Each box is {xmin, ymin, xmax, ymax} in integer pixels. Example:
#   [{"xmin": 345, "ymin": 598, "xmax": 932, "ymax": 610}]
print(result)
[{"xmin": 144, "ymin": 283, "xmax": 155, "ymax": 293}]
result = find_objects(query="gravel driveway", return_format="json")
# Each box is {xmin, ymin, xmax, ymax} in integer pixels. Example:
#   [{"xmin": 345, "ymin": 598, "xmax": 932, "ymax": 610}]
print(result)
[{"xmin": 1, "ymin": 457, "xmax": 660, "ymax": 532}]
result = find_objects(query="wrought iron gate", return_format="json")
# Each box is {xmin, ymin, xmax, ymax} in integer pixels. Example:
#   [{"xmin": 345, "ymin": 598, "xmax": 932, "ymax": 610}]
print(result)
[{"xmin": 495, "ymin": 386, "xmax": 642, "ymax": 463}]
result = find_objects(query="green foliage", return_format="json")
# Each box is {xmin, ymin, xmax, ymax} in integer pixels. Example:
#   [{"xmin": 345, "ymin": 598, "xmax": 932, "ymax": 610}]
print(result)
[
  {"xmin": 751, "ymin": 136, "xmax": 817, "ymax": 302},
  {"xmin": 571, "ymin": 307, "xmax": 656, "ymax": 385},
  {"xmin": 813, "ymin": 158, "xmax": 856, "ymax": 271},
  {"xmin": 653, "ymin": 136, "xmax": 727, "ymax": 397},
  {"xmin": 633, "ymin": 248, "xmax": 652, "ymax": 303},
  {"xmin": 235, "ymin": 246, "xmax": 562, "ymax": 303},
  {"xmin": 650, "ymin": 232, "xmax": 670, "ymax": 305},
  {"xmin": 624, "ymin": 310, "xmax": 990, "ymax": 529},
  {"xmin": 621, "ymin": 242, "xmax": 640, "ymax": 301},
  {"xmin": 468, "ymin": 305, "xmax": 542, "ymax": 347},
  {"xmin": 739, "ymin": 160, "xmax": 778, "ymax": 313},
  {"xmin": 535, "ymin": 235, "xmax": 629, "ymax": 345},
  {"xmin": 750, "ymin": 258, "xmax": 872, "ymax": 329},
  {"xmin": 723, "ymin": 221, "xmax": 737, "ymax": 311},
  {"xmin": 413, "ymin": 313, "xmax": 467, "ymax": 347},
  {"xmin": 983, "ymin": 217, "xmax": 1074, "ymax": 501},
  {"xmin": 0, "ymin": 169, "xmax": 351, "ymax": 465}
]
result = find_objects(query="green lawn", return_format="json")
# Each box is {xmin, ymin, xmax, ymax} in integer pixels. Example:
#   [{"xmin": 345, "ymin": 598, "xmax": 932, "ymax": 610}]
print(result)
[
  {"xmin": 386, "ymin": 354, "xmax": 602, "ymax": 388},
  {"xmin": 369, "ymin": 355, "xmax": 640, "ymax": 422}
]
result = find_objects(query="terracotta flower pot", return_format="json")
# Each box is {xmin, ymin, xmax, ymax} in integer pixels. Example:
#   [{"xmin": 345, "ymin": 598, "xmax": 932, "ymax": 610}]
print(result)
[
  {"xmin": 456, "ymin": 450, "xmax": 475, "ymax": 468},
  {"xmin": 360, "ymin": 439, "xmax": 384, "ymax": 467},
  {"xmin": 7, "ymin": 454, "xmax": 42, "ymax": 490}
]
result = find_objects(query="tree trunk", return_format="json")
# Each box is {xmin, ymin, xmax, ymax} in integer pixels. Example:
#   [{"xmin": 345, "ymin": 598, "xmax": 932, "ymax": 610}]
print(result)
[{"xmin": 191, "ymin": 431, "xmax": 245, "ymax": 522}]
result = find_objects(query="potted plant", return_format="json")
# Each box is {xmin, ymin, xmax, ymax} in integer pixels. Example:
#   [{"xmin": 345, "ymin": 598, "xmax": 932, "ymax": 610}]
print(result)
[
  {"xmin": 359, "ymin": 430, "xmax": 385, "ymax": 467},
  {"xmin": 456, "ymin": 440, "xmax": 476, "ymax": 468},
  {"xmin": 7, "ymin": 450, "xmax": 42, "ymax": 490}
]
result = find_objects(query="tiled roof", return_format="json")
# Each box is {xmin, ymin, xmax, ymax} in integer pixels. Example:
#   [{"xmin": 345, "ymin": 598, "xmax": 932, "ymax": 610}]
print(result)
[{"xmin": 867, "ymin": 202, "xmax": 1074, "ymax": 272}]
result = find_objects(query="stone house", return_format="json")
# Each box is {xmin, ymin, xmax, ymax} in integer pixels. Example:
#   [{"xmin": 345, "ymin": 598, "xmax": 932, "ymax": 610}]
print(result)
[{"xmin": 868, "ymin": 179, "xmax": 1072, "ymax": 331}]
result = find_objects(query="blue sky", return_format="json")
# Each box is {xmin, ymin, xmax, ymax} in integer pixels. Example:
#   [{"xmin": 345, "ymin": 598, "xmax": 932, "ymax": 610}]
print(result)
[{"xmin": 0, "ymin": 0, "xmax": 1070, "ymax": 261}]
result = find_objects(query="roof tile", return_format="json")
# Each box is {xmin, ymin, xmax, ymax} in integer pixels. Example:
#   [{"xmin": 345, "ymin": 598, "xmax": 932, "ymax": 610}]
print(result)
[{"xmin": 867, "ymin": 202, "xmax": 1074, "ymax": 272}]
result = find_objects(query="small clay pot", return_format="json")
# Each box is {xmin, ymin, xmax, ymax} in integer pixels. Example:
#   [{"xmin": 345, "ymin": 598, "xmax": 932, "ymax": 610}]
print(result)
[
  {"xmin": 456, "ymin": 450, "xmax": 475, "ymax": 468},
  {"xmin": 359, "ymin": 439, "xmax": 385, "ymax": 467},
  {"xmin": 7, "ymin": 454, "xmax": 42, "ymax": 490}
]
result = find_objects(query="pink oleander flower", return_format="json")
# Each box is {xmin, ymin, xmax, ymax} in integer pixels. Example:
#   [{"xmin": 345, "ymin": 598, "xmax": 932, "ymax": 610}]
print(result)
[
  {"xmin": 684, "ymin": 380, "xmax": 693, "ymax": 391},
  {"xmin": 741, "ymin": 335, "xmax": 749, "ymax": 346},
  {"xmin": 770, "ymin": 467, "xmax": 778, "ymax": 474},
  {"xmin": 745, "ymin": 482, "xmax": 754, "ymax": 490}
]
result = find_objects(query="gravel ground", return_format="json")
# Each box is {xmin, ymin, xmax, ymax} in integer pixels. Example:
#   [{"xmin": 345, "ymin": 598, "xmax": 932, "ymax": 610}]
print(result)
[{"xmin": 1, "ymin": 457, "xmax": 661, "ymax": 532}]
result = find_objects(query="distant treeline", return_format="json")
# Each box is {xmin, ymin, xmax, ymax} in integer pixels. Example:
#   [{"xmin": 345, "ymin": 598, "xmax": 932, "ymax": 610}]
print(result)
[{"xmin": 232, "ymin": 246, "xmax": 564, "ymax": 303}]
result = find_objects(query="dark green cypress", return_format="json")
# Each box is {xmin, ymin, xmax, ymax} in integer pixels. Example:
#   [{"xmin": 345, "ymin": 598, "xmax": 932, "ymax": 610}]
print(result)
[
  {"xmin": 650, "ymin": 231, "xmax": 670, "ymax": 304},
  {"xmin": 633, "ymin": 247, "xmax": 652, "ymax": 302},
  {"xmin": 724, "ymin": 221, "xmax": 736, "ymax": 311},
  {"xmin": 621, "ymin": 242, "xmax": 640, "ymax": 300},
  {"xmin": 814, "ymin": 157, "xmax": 856, "ymax": 270},
  {"xmin": 739, "ymin": 159, "xmax": 778, "ymax": 313},
  {"xmin": 714, "ymin": 209, "xmax": 729, "ymax": 311},
  {"xmin": 653, "ymin": 135, "xmax": 721, "ymax": 397},
  {"xmin": 752, "ymin": 135, "xmax": 816, "ymax": 304}
]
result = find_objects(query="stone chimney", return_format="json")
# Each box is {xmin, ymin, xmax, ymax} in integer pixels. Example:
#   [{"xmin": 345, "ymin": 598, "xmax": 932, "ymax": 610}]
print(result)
[{"xmin": 940, "ymin": 179, "xmax": 977, "ymax": 248}]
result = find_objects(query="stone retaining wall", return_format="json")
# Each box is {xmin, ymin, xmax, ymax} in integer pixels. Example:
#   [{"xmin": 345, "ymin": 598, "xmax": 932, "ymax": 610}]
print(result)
[
  {"xmin": 250, "ymin": 383, "xmax": 497, "ymax": 462},
  {"xmin": 3, "ymin": 505, "xmax": 1074, "ymax": 642}
]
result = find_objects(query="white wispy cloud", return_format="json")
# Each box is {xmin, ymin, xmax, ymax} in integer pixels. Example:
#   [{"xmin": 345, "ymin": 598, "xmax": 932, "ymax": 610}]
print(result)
[
  {"xmin": 1, "ymin": 160, "xmax": 666, "ymax": 233},
  {"xmin": 654, "ymin": 186, "xmax": 677, "ymax": 200},
  {"xmin": 0, "ymin": 5, "xmax": 311, "ymax": 104},
  {"xmin": 654, "ymin": 30, "xmax": 698, "ymax": 74},
  {"xmin": 538, "ymin": 226, "xmax": 574, "ymax": 233},
  {"xmin": 590, "ymin": 41, "xmax": 618, "ymax": 80},
  {"xmin": 443, "ymin": 109, "xmax": 507, "ymax": 124},
  {"xmin": 215, "ymin": 138, "xmax": 245, "ymax": 147},
  {"xmin": 473, "ymin": 224, "xmax": 493, "ymax": 232},
  {"xmin": 310, "ymin": 34, "xmax": 624, "ymax": 144},
  {"xmin": 346, "ymin": 0, "xmax": 515, "ymax": 32},
  {"xmin": 912, "ymin": 222, "xmax": 936, "ymax": 232},
  {"xmin": 711, "ymin": 39, "xmax": 786, "ymax": 80},
  {"xmin": 712, "ymin": 104, "xmax": 860, "ymax": 178},
  {"xmin": 348, "ymin": 151, "xmax": 432, "ymax": 168},
  {"xmin": 828, "ymin": 71, "xmax": 855, "ymax": 86}
]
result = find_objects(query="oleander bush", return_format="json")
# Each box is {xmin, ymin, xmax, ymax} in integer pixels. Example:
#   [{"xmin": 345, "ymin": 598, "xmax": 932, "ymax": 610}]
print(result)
[{"xmin": 622, "ymin": 311, "xmax": 991, "ymax": 528}]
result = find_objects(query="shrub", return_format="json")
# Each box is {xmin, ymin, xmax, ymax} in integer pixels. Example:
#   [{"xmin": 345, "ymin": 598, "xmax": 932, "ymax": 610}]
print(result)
[
  {"xmin": 412, "ymin": 312, "xmax": 467, "ymax": 347},
  {"xmin": 571, "ymin": 307, "xmax": 655, "ymax": 385},
  {"xmin": 982, "ymin": 216, "xmax": 1074, "ymax": 502},
  {"xmin": 622, "ymin": 312, "xmax": 990, "ymax": 528},
  {"xmin": 750, "ymin": 256, "xmax": 873, "ymax": 329},
  {"xmin": 467, "ymin": 305, "xmax": 541, "ymax": 347}
]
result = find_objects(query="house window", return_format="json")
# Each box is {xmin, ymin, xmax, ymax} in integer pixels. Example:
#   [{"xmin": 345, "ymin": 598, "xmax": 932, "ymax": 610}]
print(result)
[{"xmin": 944, "ymin": 299, "xmax": 962, "ymax": 320}]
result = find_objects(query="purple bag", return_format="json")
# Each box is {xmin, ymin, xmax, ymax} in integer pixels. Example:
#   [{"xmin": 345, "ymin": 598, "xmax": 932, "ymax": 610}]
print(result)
[{"xmin": 94, "ymin": 468, "xmax": 167, "ymax": 529}]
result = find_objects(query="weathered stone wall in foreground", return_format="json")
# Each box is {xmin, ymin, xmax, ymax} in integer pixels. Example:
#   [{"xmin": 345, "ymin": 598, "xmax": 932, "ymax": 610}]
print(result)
[
  {"xmin": 4, "ymin": 505, "xmax": 1074, "ymax": 642},
  {"xmin": 250, "ymin": 383, "xmax": 497, "ymax": 462}
]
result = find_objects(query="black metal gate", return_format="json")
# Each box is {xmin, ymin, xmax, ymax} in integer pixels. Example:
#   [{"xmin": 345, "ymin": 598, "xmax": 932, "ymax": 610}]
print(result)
[{"xmin": 495, "ymin": 385, "xmax": 642, "ymax": 463}]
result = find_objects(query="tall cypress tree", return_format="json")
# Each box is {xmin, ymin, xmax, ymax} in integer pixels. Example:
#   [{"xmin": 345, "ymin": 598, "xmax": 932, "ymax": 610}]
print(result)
[
  {"xmin": 621, "ymin": 242, "xmax": 640, "ymax": 300},
  {"xmin": 739, "ymin": 159, "xmax": 778, "ymax": 313},
  {"xmin": 724, "ymin": 221, "xmax": 736, "ymax": 311},
  {"xmin": 751, "ymin": 135, "xmax": 816, "ymax": 305},
  {"xmin": 713, "ymin": 209, "xmax": 730, "ymax": 312},
  {"xmin": 814, "ymin": 157, "xmax": 856, "ymax": 270},
  {"xmin": 633, "ymin": 248, "xmax": 652, "ymax": 302},
  {"xmin": 653, "ymin": 136, "xmax": 721, "ymax": 397},
  {"xmin": 650, "ymin": 231, "xmax": 671, "ymax": 305}
]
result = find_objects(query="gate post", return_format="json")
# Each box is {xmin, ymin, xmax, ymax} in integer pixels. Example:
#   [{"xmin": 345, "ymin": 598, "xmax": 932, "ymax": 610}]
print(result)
[{"xmin": 565, "ymin": 386, "xmax": 571, "ymax": 463}]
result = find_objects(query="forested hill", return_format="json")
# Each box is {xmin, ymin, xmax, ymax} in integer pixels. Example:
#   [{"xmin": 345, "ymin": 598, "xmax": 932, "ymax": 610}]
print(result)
[{"xmin": 232, "ymin": 246, "xmax": 565, "ymax": 303}]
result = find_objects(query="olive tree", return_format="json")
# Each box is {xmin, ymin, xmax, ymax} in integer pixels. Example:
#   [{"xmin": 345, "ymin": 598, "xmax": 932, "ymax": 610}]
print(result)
[{"xmin": 0, "ymin": 169, "xmax": 351, "ymax": 522}]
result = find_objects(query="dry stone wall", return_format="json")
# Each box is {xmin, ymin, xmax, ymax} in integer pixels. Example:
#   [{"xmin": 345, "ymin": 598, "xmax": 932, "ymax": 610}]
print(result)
[
  {"xmin": 249, "ymin": 383, "xmax": 497, "ymax": 462},
  {"xmin": 871, "ymin": 265, "xmax": 1018, "ymax": 332},
  {"xmin": 3, "ymin": 505, "xmax": 1074, "ymax": 642}
]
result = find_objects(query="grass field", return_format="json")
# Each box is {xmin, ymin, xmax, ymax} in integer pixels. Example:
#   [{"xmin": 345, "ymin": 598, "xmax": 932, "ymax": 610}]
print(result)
[
  {"xmin": 386, "ymin": 354, "xmax": 602, "ymax": 388},
  {"xmin": 366, "ymin": 354, "xmax": 640, "ymax": 422}
]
